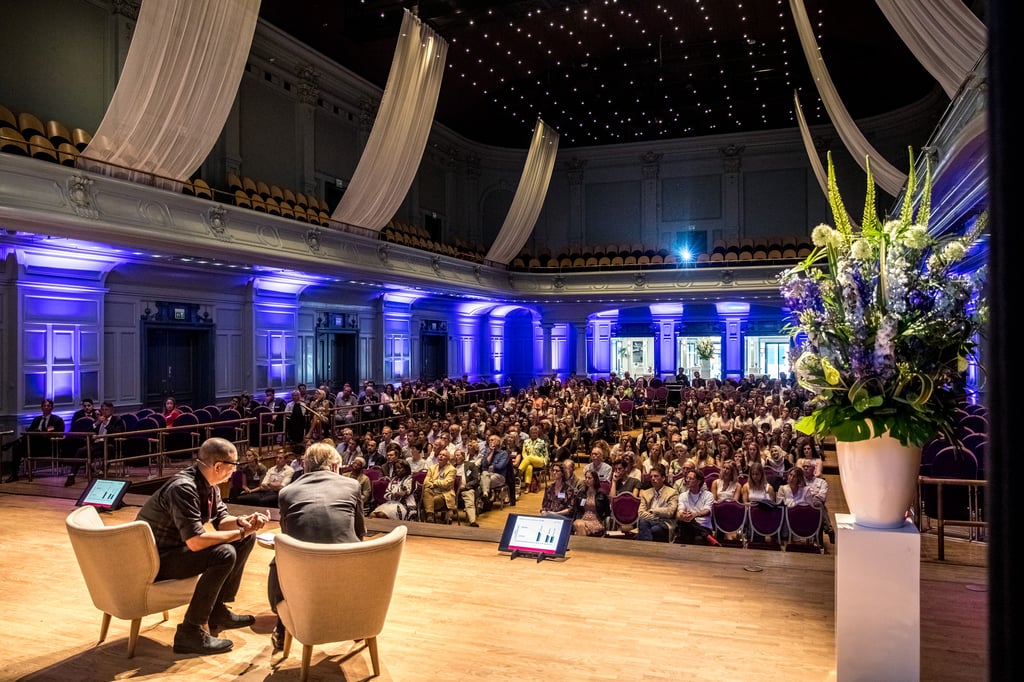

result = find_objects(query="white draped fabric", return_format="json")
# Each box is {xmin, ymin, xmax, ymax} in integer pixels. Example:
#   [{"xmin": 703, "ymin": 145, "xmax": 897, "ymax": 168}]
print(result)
[
  {"xmin": 876, "ymin": 0, "xmax": 986, "ymax": 99},
  {"xmin": 793, "ymin": 91, "xmax": 828, "ymax": 201},
  {"xmin": 789, "ymin": 0, "xmax": 907, "ymax": 197},
  {"xmin": 331, "ymin": 10, "xmax": 447, "ymax": 231},
  {"xmin": 80, "ymin": 0, "xmax": 259, "ymax": 189},
  {"xmin": 484, "ymin": 120, "xmax": 560, "ymax": 265}
]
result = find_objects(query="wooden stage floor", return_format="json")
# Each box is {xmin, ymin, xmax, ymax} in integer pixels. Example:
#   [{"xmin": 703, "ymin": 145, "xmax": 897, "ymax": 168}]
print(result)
[{"xmin": 0, "ymin": 475, "xmax": 988, "ymax": 682}]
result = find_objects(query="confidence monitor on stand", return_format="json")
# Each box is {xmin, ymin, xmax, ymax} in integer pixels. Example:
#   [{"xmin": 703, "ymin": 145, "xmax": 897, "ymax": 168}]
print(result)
[
  {"xmin": 497, "ymin": 513, "xmax": 572, "ymax": 562},
  {"xmin": 75, "ymin": 478, "xmax": 130, "ymax": 512}
]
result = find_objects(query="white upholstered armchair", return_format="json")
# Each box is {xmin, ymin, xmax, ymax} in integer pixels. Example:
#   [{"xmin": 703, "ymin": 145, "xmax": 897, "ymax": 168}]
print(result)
[
  {"xmin": 65, "ymin": 505, "xmax": 199, "ymax": 657},
  {"xmin": 275, "ymin": 525, "xmax": 408, "ymax": 680}
]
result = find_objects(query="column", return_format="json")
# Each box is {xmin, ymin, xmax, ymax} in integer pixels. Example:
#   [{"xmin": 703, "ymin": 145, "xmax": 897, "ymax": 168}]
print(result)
[
  {"xmin": 296, "ymin": 64, "xmax": 320, "ymax": 195},
  {"xmin": 573, "ymin": 322, "xmax": 588, "ymax": 377},
  {"xmin": 720, "ymin": 144, "xmax": 743, "ymax": 238},
  {"xmin": 640, "ymin": 151, "xmax": 662, "ymax": 247},
  {"xmin": 465, "ymin": 153, "xmax": 481, "ymax": 247},
  {"xmin": 566, "ymin": 158, "xmax": 586, "ymax": 247},
  {"xmin": 541, "ymin": 323, "xmax": 554, "ymax": 377}
]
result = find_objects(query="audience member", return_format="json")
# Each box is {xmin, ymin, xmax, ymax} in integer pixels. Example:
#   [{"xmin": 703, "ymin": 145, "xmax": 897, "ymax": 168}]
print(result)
[
  {"xmin": 3, "ymin": 398, "xmax": 64, "ymax": 483},
  {"xmin": 540, "ymin": 461, "xmax": 576, "ymax": 521},
  {"xmin": 71, "ymin": 397, "xmax": 96, "ymax": 423},
  {"xmin": 479, "ymin": 434, "xmax": 510, "ymax": 507},
  {"xmin": 229, "ymin": 449, "xmax": 267, "ymax": 501},
  {"xmin": 518, "ymin": 425, "xmax": 549, "ymax": 492},
  {"xmin": 777, "ymin": 466, "xmax": 807, "ymax": 507},
  {"xmin": 344, "ymin": 456, "xmax": 373, "ymax": 515},
  {"xmin": 741, "ymin": 460, "xmax": 776, "ymax": 504},
  {"xmin": 801, "ymin": 457, "xmax": 835, "ymax": 543},
  {"xmin": 421, "ymin": 449, "xmax": 456, "ymax": 523},
  {"xmin": 234, "ymin": 452, "xmax": 293, "ymax": 506},
  {"xmin": 572, "ymin": 469, "xmax": 610, "ymax": 537},
  {"xmin": 636, "ymin": 464, "xmax": 678, "ymax": 542},
  {"xmin": 608, "ymin": 458, "xmax": 641, "ymax": 498},
  {"xmin": 584, "ymin": 441, "xmax": 613, "ymax": 482},
  {"xmin": 65, "ymin": 400, "xmax": 125, "ymax": 487},
  {"xmin": 674, "ymin": 468, "xmax": 718, "ymax": 545},
  {"xmin": 452, "ymin": 449, "xmax": 481, "ymax": 527},
  {"xmin": 370, "ymin": 458, "xmax": 418, "ymax": 521},
  {"xmin": 162, "ymin": 397, "xmax": 183, "ymax": 427},
  {"xmin": 711, "ymin": 460, "xmax": 741, "ymax": 502}
]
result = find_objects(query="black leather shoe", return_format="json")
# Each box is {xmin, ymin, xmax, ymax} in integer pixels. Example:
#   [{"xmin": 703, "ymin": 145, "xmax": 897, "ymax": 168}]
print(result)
[
  {"xmin": 64, "ymin": 474, "xmax": 76, "ymax": 487},
  {"xmin": 173, "ymin": 624, "xmax": 233, "ymax": 655},
  {"xmin": 271, "ymin": 624, "xmax": 286, "ymax": 654},
  {"xmin": 209, "ymin": 607, "xmax": 256, "ymax": 633},
  {"xmin": 4, "ymin": 474, "xmax": 18, "ymax": 483}
]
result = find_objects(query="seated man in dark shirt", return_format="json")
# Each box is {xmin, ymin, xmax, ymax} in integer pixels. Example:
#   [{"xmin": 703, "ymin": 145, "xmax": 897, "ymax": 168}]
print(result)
[
  {"xmin": 268, "ymin": 441, "xmax": 365, "ymax": 651},
  {"xmin": 136, "ymin": 437, "xmax": 268, "ymax": 655},
  {"xmin": 3, "ymin": 398, "xmax": 64, "ymax": 482}
]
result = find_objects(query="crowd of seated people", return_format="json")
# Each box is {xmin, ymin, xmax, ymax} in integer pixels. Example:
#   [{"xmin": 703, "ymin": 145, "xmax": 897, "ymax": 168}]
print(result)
[
  {"xmin": 2, "ymin": 367, "xmax": 842, "ymax": 548},
  {"xmin": 0, "ymin": 357, "xmax": 888, "ymax": 554},
  {"xmin": 211, "ymin": 370, "xmax": 848, "ymax": 547}
]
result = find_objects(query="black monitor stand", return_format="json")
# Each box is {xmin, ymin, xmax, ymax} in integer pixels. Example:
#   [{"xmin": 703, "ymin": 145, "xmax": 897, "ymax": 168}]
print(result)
[
  {"xmin": 510, "ymin": 549, "xmax": 571, "ymax": 563},
  {"xmin": 509, "ymin": 549, "xmax": 548, "ymax": 563}
]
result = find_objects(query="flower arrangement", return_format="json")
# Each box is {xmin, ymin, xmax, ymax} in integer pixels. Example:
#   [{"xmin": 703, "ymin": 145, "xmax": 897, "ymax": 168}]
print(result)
[
  {"xmin": 695, "ymin": 338, "xmax": 716, "ymax": 362},
  {"xmin": 779, "ymin": 149, "xmax": 986, "ymax": 446}
]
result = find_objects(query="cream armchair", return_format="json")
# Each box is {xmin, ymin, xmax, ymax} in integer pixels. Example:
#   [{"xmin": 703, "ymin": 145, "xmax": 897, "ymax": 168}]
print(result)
[
  {"xmin": 275, "ymin": 525, "xmax": 408, "ymax": 680},
  {"xmin": 65, "ymin": 505, "xmax": 199, "ymax": 657}
]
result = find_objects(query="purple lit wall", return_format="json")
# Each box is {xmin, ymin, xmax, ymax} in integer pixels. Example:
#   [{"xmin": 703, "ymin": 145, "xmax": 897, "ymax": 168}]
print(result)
[{"xmin": 19, "ymin": 283, "xmax": 104, "ymax": 412}]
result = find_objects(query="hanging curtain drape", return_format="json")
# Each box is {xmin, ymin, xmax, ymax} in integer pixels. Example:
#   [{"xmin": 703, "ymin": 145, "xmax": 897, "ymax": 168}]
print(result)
[
  {"xmin": 793, "ymin": 91, "xmax": 828, "ymax": 201},
  {"xmin": 789, "ymin": 0, "xmax": 907, "ymax": 197},
  {"xmin": 331, "ymin": 10, "xmax": 447, "ymax": 230},
  {"xmin": 80, "ymin": 0, "xmax": 260, "ymax": 190},
  {"xmin": 876, "ymin": 0, "xmax": 985, "ymax": 99},
  {"xmin": 484, "ymin": 120, "xmax": 559, "ymax": 265}
]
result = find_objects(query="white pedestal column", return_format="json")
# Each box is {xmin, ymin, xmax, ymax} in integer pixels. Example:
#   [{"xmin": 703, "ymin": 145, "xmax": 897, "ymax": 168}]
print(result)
[{"xmin": 835, "ymin": 513, "xmax": 920, "ymax": 681}]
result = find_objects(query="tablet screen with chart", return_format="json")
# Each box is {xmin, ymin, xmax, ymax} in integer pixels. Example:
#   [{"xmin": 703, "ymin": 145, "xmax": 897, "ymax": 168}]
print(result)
[
  {"xmin": 497, "ymin": 513, "xmax": 571, "ymax": 557},
  {"xmin": 75, "ymin": 478, "xmax": 130, "ymax": 511}
]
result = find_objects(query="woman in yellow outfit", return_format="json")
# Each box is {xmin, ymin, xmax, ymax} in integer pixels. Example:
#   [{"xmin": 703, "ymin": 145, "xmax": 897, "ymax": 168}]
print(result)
[{"xmin": 518, "ymin": 425, "xmax": 549, "ymax": 492}]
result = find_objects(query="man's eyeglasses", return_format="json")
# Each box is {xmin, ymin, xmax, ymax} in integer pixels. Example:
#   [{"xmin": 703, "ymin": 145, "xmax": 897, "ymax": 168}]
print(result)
[{"xmin": 216, "ymin": 460, "xmax": 240, "ymax": 467}]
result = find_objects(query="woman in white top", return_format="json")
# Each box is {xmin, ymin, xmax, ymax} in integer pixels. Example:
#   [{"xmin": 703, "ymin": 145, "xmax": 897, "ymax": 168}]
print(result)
[
  {"xmin": 717, "ymin": 402, "xmax": 735, "ymax": 435},
  {"xmin": 406, "ymin": 445, "xmax": 429, "ymax": 474},
  {"xmin": 707, "ymin": 403, "xmax": 724, "ymax": 433},
  {"xmin": 642, "ymin": 442, "xmax": 667, "ymax": 477},
  {"xmin": 741, "ymin": 461, "xmax": 776, "ymax": 504},
  {"xmin": 777, "ymin": 466, "xmax": 807, "ymax": 507},
  {"xmin": 711, "ymin": 460, "xmax": 742, "ymax": 502}
]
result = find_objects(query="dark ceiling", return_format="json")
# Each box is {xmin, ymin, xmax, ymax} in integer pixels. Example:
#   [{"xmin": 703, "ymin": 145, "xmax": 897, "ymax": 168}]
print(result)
[{"xmin": 258, "ymin": 0, "xmax": 979, "ymax": 150}]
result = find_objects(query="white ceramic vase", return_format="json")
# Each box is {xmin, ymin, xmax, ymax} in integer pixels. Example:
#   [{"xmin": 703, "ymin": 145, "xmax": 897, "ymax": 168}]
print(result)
[{"xmin": 835, "ymin": 426, "xmax": 922, "ymax": 529}]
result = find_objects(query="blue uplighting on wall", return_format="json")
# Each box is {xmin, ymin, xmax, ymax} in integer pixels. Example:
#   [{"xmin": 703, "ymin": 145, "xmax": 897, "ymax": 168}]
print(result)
[{"xmin": 715, "ymin": 301, "xmax": 750, "ymax": 315}]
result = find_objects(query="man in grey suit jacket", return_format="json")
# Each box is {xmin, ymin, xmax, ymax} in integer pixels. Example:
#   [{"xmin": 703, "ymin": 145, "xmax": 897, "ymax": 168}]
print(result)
[
  {"xmin": 267, "ymin": 441, "xmax": 365, "ymax": 651},
  {"xmin": 637, "ymin": 465, "xmax": 679, "ymax": 542}
]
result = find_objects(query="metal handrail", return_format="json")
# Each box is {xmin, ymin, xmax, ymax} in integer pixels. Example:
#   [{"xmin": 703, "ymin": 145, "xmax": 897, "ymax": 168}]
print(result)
[{"xmin": 917, "ymin": 475, "xmax": 987, "ymax": 560}]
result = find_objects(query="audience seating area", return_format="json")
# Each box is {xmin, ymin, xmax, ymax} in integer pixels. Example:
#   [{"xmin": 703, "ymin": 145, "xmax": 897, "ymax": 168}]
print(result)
[
  {"xmin": 5, "ymin": 104, "xmax": 814, "ymax": 273},
  {"xmin": 1, "ymin": 102, "xmax": 211, "ymax": 196},
  {"xmin": 510, "ymin": 236, "xmax": 814, "ymax": 272},
  {"xmin": 1, "ymin": 103, "xmax": 90, "ymax": 167},
  {"xmin": 226, "ymin": 172, "xmax": 331, "ymax": 226},
  {"xmin": 382, "ymin": 220, "xmax": 487, "ymax": 262}
]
